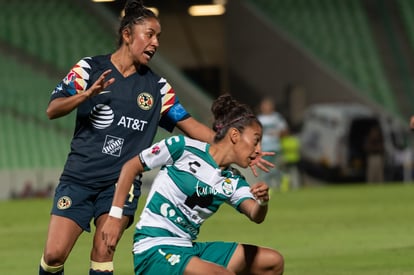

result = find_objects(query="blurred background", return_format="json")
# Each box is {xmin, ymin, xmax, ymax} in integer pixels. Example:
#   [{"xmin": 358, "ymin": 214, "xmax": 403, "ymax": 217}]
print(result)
[{"xmin": 1, "ymin": 0, "xmax": 414, "ymax": 200}]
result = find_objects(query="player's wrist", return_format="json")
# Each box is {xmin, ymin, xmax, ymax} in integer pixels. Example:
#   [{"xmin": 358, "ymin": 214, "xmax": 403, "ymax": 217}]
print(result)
[
  {"xmin": 257, "ymin": 199, "xmax": 268, "ymax": 206},
  {"xmin": 109, "ymin": 206, "xmax": 123, "ymax": 219},
  {"xmin": 83, "ymin": 91, "xmax": 92, "ymax": 99}
]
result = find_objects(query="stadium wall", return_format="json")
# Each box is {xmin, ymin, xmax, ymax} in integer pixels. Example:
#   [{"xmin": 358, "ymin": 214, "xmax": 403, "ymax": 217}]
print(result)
[{"xmin": 0, "ymin": 169, "xmax": 61, "ymax": 200}]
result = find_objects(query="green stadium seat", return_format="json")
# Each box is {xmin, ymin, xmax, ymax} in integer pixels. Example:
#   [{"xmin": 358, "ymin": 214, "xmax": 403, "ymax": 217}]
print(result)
[
  {"xmin": 249, "ymin": 0, "xmax": 399, "ymax": 116},
  {"xmin": 0, "ymin": 0, "xmax": 116, "ymax": 71}
]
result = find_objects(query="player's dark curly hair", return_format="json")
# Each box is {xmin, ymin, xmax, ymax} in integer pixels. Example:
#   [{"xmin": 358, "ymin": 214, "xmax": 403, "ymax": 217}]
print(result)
[
  {"xmin": 118, "ymin": 0, "xmax": 158, "ymax": 46},
  {"xmin": 211, "ymin": 94, "xmax": 261, "ymax": 142}
]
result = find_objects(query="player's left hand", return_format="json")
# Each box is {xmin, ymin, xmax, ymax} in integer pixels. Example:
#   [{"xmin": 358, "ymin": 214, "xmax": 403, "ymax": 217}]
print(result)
[
  {"xmin": 101, "ymin": 216, "xmax": 123, "ymax": 254},
  {"xmin": 249, "ymin": 151, "xmax": 275, "ymax": 177},
  {"xmin": 250, "ymin": 182, "xmax": 270, "ymax": 203}
]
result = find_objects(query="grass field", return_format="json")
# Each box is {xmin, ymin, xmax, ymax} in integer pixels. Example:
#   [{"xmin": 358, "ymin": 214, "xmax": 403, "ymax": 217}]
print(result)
[{"xmin": 1, "ymin": 183, "xmax": 414, "ymax": 274}]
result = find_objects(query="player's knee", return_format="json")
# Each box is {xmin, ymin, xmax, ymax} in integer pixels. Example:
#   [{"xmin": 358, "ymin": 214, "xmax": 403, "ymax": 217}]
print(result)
[
  {"xmin": 42, "ymin": 250, "xmax": 66, "ymax": 266},
  {"xmin": 269, "ymin": 250, "xmax": 284, "ymax": 275},
  {"xmin": 91, "ymin": 244, "xmax": 114, "ymax": 262}
]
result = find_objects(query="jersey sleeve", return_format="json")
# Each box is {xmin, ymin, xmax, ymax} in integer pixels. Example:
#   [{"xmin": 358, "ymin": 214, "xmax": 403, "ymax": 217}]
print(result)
[
  {"xmin": 158, "ymin": 78, "xmax": 191, "ymax": 132},
  {"xmin": 227, "ymin": 173, "xmax": 255, "ymax": 211},
  {"xmin": 49, "ymin": 57, "xmax": 92, "ymax": 101},
  {"xmin": 139, "ymin": 135, "xmax": 186, "ymax": 170}
]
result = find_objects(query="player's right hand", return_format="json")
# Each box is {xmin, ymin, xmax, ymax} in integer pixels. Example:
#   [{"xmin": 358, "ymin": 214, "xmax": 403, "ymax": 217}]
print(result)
[
  {"xmin": 101, "ymin": 215, "xmax": 123, "ymax": 253},
  {"xmin": 85, "ymin": 69, "xmax": 115, "ymax": 98}
]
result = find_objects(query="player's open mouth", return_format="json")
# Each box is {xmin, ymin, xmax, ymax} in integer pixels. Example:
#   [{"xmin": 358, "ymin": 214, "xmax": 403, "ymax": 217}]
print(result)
[{"xmin": 144, "ymin": 51, "xmax": 155, "ymax": 58}]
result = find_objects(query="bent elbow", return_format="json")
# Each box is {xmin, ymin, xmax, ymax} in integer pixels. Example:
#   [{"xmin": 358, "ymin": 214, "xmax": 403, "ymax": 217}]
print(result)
[
  {"xmin": 46, "ymin": 108, "xmax": 55, "ymax": 120},
  {"xmin": 46, "ymin": 107, "xmax": 61, "ymax": 120}
]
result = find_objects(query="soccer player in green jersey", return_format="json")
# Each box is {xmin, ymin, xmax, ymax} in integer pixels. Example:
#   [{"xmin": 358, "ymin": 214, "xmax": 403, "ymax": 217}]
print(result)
[{"xmin": 102, "ymin": 94, "xmax": 284, "ymax": 275}]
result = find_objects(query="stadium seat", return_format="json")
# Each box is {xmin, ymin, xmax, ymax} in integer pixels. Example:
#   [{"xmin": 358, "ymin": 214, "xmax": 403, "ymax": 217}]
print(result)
[{"xmin": 249, "ymin": 0, "xmax": 399, "ymax": 115}]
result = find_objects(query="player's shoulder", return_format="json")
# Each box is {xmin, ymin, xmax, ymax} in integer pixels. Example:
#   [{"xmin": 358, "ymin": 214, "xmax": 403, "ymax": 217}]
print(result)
[
  {"xmin": 164, "ymin": 135, "xmax": 207, "ymax": 151},
  {"xmin": 183, "ymin": 136, "xmax": 208, "ymax": 151},
  {"xmin": 90, "ymin": 54, "xmax": 112, "ymax": 69},
  {"xmin": 224, "ymin": 166, "xmax": 247, "ymax": 181},
  {"xmin": 71, "ymin": 54, "xmax": 110, "ymax": 71}
]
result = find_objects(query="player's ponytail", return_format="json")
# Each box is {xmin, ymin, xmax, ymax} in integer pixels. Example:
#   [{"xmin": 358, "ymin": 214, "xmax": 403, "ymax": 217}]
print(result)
[
  {"xmin": 118, "ymin": 0, "xmax": 158, "ymax": 46},
  {"xmin": 211, "ymin": 94, "xmax": 261, "ymax": 142}
]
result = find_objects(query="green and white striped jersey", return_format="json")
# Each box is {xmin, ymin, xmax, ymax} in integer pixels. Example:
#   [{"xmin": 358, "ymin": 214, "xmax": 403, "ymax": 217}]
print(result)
[{"xmin": 133, "ymin": 135, "xmax": 254, "ymax": 253}]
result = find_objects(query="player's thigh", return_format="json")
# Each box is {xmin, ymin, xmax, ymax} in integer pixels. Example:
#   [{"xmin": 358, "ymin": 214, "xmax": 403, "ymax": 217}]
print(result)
[
  {"xmin": 184, "ymin": 256, "xmax": 234, "ymax": 275},
  {"xmin": 94, "ymin": 178, "xmax": 141, "ymax": 228},
  {"xmin": 43, "ymin": 214, "xmax": 83, "ymax": 261},
  {"xmin": 227, "ymin": 244, "xmax": 284, "ymax": 274},
  {"xmin": 51, "ymin": 181, "xmax": 96, "ymax": 232}
]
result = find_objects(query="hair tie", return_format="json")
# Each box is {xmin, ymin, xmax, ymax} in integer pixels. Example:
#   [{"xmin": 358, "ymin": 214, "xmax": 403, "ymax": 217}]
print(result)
[
  {"xmin": 215, "ymin": 114, "xmax": 256, "ymax": 132},
  {"xmin": 215, "ymin": 124, "xmax": 224, "ymax": 131}
]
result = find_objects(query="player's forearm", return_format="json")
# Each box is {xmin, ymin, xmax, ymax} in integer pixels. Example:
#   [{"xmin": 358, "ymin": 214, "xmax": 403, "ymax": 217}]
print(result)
[
  {"xmin": 248, "ymin": 183, "xmax": 270, "ymax": 223},
  {"xmin": 112, "ymin": 157, "xmax": 144, "ymax": 208},
  {"xmin": 177, "ymin": 117, "xmax": 215, "ymax": 143},
  {"xmin": 46, "ymin": 94, "xmax": 89, "ymax": 119},
  {"xmin": 240, "ymin": 199, "xmax": 268, "ymax": 224},
  {"xmin": 249, "ymin": 202, "xmax": 268, "ymax": 224}
]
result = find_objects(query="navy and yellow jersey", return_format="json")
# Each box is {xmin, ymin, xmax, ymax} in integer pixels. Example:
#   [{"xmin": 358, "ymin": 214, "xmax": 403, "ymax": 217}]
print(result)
[
  {"xmin": 133, "ymin": 135, "xmax": 254, "ymax": 253},
  {"xmin": 50, "ymin": 55, "xmax": 190, "ymax": 186}
]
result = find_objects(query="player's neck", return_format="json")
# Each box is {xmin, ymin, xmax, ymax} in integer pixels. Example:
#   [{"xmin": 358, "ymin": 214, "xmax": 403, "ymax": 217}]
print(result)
[
  {"xmin": 209, "ymin": 143, "xmax": 232, "ymax": 169},
  {"xmin": 111, "ymin": 51, "xmax": 138, "ymax": 77}
]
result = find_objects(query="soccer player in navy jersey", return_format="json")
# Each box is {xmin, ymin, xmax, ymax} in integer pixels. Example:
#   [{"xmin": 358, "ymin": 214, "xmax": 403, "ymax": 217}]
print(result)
[
  {"xmin": 102, "ymin": 94, "xmax": 284, "ymax": 275},
  {"xmin": 38, "ymin": 1, "xmax": 273, "ymax": 275}
]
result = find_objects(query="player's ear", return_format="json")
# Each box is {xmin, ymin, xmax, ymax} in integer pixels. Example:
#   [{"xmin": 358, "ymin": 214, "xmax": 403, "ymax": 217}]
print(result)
[
  {"xmin": 229, "ymin": 128, "xmax": 240, "ymax": 144},
  {"xmin": 122, "ymin": 27, "xmax": 132, "ymax": 44}
]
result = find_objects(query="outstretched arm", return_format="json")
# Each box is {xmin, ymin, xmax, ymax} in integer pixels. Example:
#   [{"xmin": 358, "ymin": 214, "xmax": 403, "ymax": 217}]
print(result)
[
  {"xmin": 176, "ymin": 116, "xmax": 215, "ymax": 143},
  {"xmin": 101, "ymin": 156, "xmax": 144, "ymax": 249},
  {"xmin": 177, "ymin": 117, "xmax": 275, "ymax": 175}
]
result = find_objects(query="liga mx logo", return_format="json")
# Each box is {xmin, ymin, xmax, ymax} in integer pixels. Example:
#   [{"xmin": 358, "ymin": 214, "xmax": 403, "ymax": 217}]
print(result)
[{"xmin": 137, "ymin": 92, "xmax": 153, "ymax": 110}]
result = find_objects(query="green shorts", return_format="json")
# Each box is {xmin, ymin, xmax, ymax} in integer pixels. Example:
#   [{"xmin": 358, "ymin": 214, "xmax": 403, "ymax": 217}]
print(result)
[{"xmin": 133, "ymin": 241, "xmax": 238, "ymax": 275}]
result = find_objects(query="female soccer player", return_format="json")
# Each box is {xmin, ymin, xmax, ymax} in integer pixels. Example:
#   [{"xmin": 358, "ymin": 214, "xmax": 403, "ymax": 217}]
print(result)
[
  {"xmin": 102, "ymin": 94, "xmax": 284, "ymax": 275},
  {"xmin": 38, "ymin": 1, "xmax": 273, "ymax": 274}
]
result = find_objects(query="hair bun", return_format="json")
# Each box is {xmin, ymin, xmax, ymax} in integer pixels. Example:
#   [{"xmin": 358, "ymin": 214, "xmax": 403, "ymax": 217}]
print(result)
[
  {"xmin": 125, "ymin": 0, "xmax": 144, "ymax": 16},
  {"xmin": 211, "ymin": 94, "xmax": 238, "ymax": 119}
]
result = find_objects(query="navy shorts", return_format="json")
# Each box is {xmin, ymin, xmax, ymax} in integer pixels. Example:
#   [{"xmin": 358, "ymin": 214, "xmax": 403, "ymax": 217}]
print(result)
[{"xmin": 51, "ymin": 178, "xmax": 142, "ymax": 232}]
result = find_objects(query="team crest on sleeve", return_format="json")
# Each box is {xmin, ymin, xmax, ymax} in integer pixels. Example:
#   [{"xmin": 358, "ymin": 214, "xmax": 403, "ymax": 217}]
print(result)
[
  {"xmin": 62, "ymin": 60, "xmax": 90, "ymax": 95},
  {"xmin": 151, "ymin": 145, "xmax": 161, "ymax": 155},
  {"xmin": 57, "ymin": 196, "xmax": 72, "ymax": 210},
  {"xmin": 222, "ymin": 178, "xmax": 235, "ymax": 195},
  {"xmin": 137, "ymin": 92, "xmax": 153, "ymax": 110}
]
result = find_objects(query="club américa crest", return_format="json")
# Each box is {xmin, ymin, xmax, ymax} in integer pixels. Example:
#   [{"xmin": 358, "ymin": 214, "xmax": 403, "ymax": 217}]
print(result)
[
  {"xmin": 57, "ymin": 196, "xmax": 72, "ymax": 210},
  {"xmin": 137, "ymin": 92, "xmax": 153, "ymax": 110}
]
